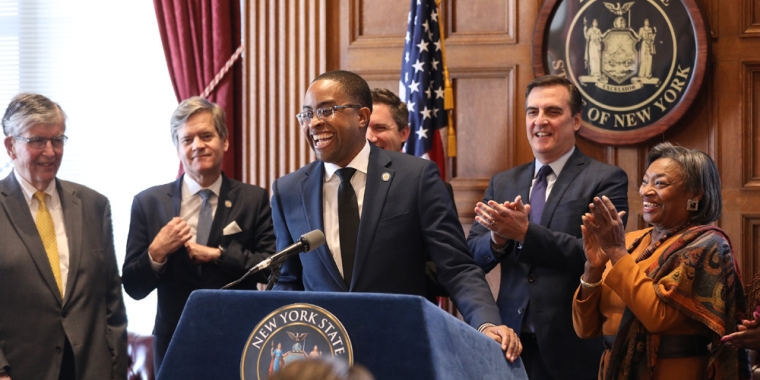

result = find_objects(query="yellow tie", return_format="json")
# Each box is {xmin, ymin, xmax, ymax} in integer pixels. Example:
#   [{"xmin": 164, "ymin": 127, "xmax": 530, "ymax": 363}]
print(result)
[{"xmin": 34, "ymin": 191, "xmax": 64, "ymax": 297}]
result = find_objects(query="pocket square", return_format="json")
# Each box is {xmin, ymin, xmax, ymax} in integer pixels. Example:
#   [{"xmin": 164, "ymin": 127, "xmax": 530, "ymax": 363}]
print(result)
[{"xmin": 223, "ymin": 221, "xmax": 242, "ymax": 235}]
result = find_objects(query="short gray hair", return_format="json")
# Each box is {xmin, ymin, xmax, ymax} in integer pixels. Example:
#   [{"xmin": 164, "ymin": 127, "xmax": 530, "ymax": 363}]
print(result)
[
  {"xmin": 170, "ymin": 96, "xmax": 227, "ymax": 147},
  {"xmin": 646, "ymin": 142, "xmax": 722, "ymax": 224},
  {"xmin": 2, "ymin": 93, "xmax": 66, "ymax": 136}
]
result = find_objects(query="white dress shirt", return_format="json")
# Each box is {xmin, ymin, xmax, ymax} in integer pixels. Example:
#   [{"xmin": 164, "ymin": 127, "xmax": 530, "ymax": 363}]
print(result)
[
  {"xmin": 14, "ymin": 170, "xmax": 70, "ymax": 297},
  {"xmin": 149, "ymin": 174, "xmax": 223, "ymax": 271},
  {"xmin": 322, "ymin": 141, "xmax": 370, "ymax": 278},
  {"xmin": 180, "ymin": 175, "xmax": 222, "ymax": 243},
  {"xmin": 531, "ymin": 146, "xmax": 575, "ymax": 201}
]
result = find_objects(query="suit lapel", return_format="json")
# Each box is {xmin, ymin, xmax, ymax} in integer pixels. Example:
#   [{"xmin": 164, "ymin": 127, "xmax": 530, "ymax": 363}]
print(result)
[
  {"xmin": 518, "ymin": 162, "xmax": 535, "ymax": 209},
  {"xmin": 351, "ymin": 145, "xmax": 392, "ymax": 289},
  {"xmin": 0, "ymin": 174, "xmax": 63, "ymax": 303},
  {"xmin": 207, "ymin": 175, "xmax": 233, "ymax": 248},
  {"xmin": 170, "ymin": 177, "xmax": 182, "ymax": 217},
  {"xmin": 170, "ymin": 176, "xmax": 196, "ymax": 275},
  {"xmin": 541, "ymin": 148, "xmax": 588, "ymax": 226},
  {"xmin": 58, "ymin": 180, "xmax": 82, "ymax": 305},
  {"xmin": 300, "ymin": 163, "xmax": 346, "ymax": 290}
]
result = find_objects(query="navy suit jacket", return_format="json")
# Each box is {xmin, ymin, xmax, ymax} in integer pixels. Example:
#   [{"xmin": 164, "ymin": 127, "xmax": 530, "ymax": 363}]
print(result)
[
  {"xmin": 122, "ymin": 174, "xmax": 275, "ymax": 363},
  {"xmin": 272, "ymin": 144, "xmax": 501, "ymax": 329},
  {"xmin": 0, "ymin": 172, "xmax": 128, "ymax": 380},
  {"xmin": 467, "ymin": 148, "xmax": 628, "ymax": 379}
]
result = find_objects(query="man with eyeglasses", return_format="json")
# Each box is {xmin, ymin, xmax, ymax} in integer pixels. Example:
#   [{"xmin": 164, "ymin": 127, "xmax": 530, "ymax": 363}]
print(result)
[
  {"xmin": 0, "ymin": 93, "xmax": 128, "ymax": 380},
  {"xmin": 271, "ymin": 70, "xmax": 522, "ymax": 362},
  {"xmin": 121, "ymin": 97, "xmax": 276, "ymax": 376}
]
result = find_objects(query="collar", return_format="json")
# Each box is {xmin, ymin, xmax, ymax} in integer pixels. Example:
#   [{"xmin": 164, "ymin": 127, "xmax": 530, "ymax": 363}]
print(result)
[
  {"xmin": 13, "ymin": 169, "xmax": 58, "ymax": 206},
  {"xmin": 323, "ymin": 140, "xmax": 370, "ymax": 181},
  {"xmin": 183, "ymin": 174, "xmax": 223, "ymax": 197},
  {"xmin": 534, "ymin": 146, "xmax": 575, "ymax": 178}
]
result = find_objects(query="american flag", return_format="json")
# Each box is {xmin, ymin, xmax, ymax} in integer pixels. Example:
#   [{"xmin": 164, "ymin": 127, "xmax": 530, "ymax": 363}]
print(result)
[{"xmin": 400, "ymin": 0, "xmax": 447, "ymax": 178}]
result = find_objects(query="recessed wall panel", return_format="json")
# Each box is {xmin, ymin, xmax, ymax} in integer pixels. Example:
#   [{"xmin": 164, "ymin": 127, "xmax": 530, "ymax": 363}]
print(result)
[
  {"xmin": 745, "ymin": 63, "xmax": 760, "ymax": 188},
  {"xmin": 359, "ymin": 0, "xmax": 409, "ymax": 38},
  {"xmin": 454, "ymin": 74, "xmax": 513, "ymax": 178},
  {"xmin": 744, "ymin": 0, "xmax": 760, "ymax": 36},
  {"xmin": 452, "ymin": 0, "xmax": 508, "ymax": 33}
]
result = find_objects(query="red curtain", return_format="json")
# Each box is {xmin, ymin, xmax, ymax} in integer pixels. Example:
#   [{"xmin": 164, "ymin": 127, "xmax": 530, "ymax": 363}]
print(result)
[{"xmin": 154, "ymin": 0, "xmax": 243, "ymax": 180}]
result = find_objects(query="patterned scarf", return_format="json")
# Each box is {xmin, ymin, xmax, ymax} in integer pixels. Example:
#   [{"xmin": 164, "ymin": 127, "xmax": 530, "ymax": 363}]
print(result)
[
  {"xmin": 746, "ymin": 272, "xmax": 760, "ymax": 316},
  {"xmin": 605, "ymin": 225, "xmax": 750, "ymax": 380}
]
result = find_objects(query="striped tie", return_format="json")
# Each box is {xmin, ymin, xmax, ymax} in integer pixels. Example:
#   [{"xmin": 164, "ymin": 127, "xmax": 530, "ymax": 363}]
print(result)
[{"xmin": 34, "ymin": 191, "xmax": 63, "ymax": 297}]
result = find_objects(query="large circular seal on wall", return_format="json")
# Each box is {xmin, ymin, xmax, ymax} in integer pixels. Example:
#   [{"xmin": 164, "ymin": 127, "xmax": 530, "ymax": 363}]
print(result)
[
  {"xmin": 532, "ymin": 0, "xmax": 710, "ymax": 145},
  {"xmin": 240, "ymin": 303, "xmax": 353, "ymax": 380}
]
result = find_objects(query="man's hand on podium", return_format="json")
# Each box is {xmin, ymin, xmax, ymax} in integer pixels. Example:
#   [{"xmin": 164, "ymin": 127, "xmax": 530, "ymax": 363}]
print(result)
[{"xmin": 482, "ymin": 325, "xmax": 522, "ymax": 362}]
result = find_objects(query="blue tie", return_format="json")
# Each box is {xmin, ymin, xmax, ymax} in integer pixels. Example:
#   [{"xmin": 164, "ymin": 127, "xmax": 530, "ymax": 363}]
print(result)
[
  {"xmin": 196, "ymin": 189, "xmax": 213, "ymax": 246},
  {"xmin": 529, "ymin": 165, "xmax": 552, "ymax": 224},
  {"xmin": 519, "ymin": 164, "xmax": 552, "ymax": 334}
]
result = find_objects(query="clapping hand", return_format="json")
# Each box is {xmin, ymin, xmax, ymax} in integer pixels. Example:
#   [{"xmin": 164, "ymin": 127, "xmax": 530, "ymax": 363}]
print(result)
[
  {"xmin": 581, "ymin": 212, "xmax": 609, "ymax": 271},
  {"xmin": 721, "ymin": 311, "xmax": 760, "ymax": 350},
  {"xmin": 582, "ymin": 196, "xmax": 627, "ymax": 264}
]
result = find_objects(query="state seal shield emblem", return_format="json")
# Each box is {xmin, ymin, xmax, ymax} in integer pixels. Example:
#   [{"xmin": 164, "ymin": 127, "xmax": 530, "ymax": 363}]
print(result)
[
  {"xmin": 240, "ymin": 303, "xmax": 353, "ymax": 380},
  {"xmin": 601, "ymin": 28, "xmax": 638, "ymax": 84},
  {"xmin": 533, "ymin": 0, "xmax": 709, "ymax": 145}
]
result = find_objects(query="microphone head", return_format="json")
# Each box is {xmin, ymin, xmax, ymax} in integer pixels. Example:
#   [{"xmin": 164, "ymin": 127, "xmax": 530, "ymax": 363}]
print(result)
[{"xmin": 300, "ymin": 230, "xmax": 326, "ymax": 252}]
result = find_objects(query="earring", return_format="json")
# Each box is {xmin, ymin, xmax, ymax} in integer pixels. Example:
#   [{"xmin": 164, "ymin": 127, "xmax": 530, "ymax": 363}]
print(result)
[{"xmin": 687, "ymin": 199, "xmax": 699, "ymax": 211}]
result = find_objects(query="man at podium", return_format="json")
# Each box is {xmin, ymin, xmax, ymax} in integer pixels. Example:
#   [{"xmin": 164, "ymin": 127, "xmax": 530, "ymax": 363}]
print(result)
[{"xmin": 271, "ymin": 70, "xmax": 521, "ymax": 361}]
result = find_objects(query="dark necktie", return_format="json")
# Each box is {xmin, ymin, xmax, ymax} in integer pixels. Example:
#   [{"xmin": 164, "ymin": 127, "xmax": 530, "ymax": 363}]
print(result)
[
  {"xmin": 335, "ymin": 168, "xmax": 359, "ymax": 287},
  {"xmin": 529, "ymin": 165, "xmax": 552, "ymax": 224},
  {"xmin": 196, "ymin": 189, "xmax": 213, "ymax": 246}
]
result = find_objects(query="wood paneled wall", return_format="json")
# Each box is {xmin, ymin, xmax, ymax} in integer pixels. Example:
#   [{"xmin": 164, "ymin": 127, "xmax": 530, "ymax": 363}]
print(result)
[
  {"xmin": 243, "ymin": 0, "xmax": 760, "ymax": 282},
  {"xmin": 242, "ymin": 0, "xmax": 337, "ymax": 188}
]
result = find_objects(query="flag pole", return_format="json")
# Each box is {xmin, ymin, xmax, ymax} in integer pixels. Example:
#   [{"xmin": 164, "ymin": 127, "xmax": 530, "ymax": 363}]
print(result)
[{"xmin": 436, "ymin": 0, "xmax": 456, "ymax": 161}]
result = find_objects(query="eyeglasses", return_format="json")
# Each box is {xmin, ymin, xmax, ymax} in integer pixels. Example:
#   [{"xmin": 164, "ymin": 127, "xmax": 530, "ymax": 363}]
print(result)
[
  {"xmin": 13, "ymin": 135, "xmax": 68, "ymax": 150},
  {"xmin": 296, "ymin": 105, "xmax": 362, "ymax": 126}
]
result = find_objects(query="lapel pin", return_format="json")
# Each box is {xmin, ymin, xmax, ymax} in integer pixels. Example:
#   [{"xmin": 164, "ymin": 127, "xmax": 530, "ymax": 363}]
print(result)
[
  {"xmin": 381, "ymin": 172, "xmax": 391, "ymax": 182},
  {"xmin": 225, "ymin": 200, "xmax": 232, "ymax": 208}
]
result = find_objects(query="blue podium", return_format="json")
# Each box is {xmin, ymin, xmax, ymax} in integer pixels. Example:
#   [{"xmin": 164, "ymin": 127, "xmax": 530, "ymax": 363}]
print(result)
[{"xmin": 158, "ymin": 290, "xmax": 527, "ymax": 380}]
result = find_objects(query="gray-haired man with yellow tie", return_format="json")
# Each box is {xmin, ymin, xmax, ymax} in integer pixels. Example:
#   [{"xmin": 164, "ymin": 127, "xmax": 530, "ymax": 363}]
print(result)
[{"xmin": 0, "ymin": 93, "xmax": 128, "ymax": 380}]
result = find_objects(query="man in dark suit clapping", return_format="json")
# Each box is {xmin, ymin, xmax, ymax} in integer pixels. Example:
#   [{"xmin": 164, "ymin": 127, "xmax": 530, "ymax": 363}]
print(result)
[{"xmin": 467, "ymin": 75, "xmax": 629, "ymax": 380}]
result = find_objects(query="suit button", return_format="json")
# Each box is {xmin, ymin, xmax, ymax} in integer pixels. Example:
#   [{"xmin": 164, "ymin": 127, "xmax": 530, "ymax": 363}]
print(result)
[
  {"xmin": 62, "ymin": 310, "xmax": 69, "ymax": 318},
  {"xmin": 485, "ymin": 256, "xmax": 492, "ymax": 262},
  {"xmin": 55, "ymin": 346, "xmax": 62, "ymax": 353},
  {"xmin": 517, "ymin": 308, "xmax": 524, "ymax": 314},
  {"xmin": 528, "ymin": 274, "xmax": 535, "ymax": 283}
]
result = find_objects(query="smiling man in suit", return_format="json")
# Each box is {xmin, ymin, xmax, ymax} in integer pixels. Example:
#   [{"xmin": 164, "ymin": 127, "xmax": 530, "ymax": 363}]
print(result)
[
  {"xmin": 0, "ymin": 93, "xmax": 128, "ymax": 380},
  {"xmin": 467, "ymin": 75, "xmax": 629, "ymax": 380},
  {"xmin": 271, "ymin": 70, "xmax": 522, "ymax": 361},
  {"xmin": 122, "ymin": 97, "xmax": 276, "ymax": 375}
]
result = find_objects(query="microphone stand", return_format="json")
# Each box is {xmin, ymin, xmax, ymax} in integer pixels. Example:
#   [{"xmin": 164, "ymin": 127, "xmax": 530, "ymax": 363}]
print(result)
[
  {"xmin": 264, "ymin": 265, "xmax": 281, "ymax": 290},
  {"xmin": 221, "ymin": 266, "xmax": 262, "ymax": 290}
]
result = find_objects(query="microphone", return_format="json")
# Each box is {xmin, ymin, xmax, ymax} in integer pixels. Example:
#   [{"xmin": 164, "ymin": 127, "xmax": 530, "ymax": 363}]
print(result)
[{"xmin": 221, "ymin": 230, "xmax": 325, "ymax": 289}]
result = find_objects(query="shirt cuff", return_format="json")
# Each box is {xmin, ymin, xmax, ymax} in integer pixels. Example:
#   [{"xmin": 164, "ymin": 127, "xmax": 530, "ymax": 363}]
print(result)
[
  {"xmin": 148, "ymin": 251, "xmax": 167, "ymax": 272},
  {"xmin": 490, "ymin": 239, "xmax": 509, "ymax": 254}
]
